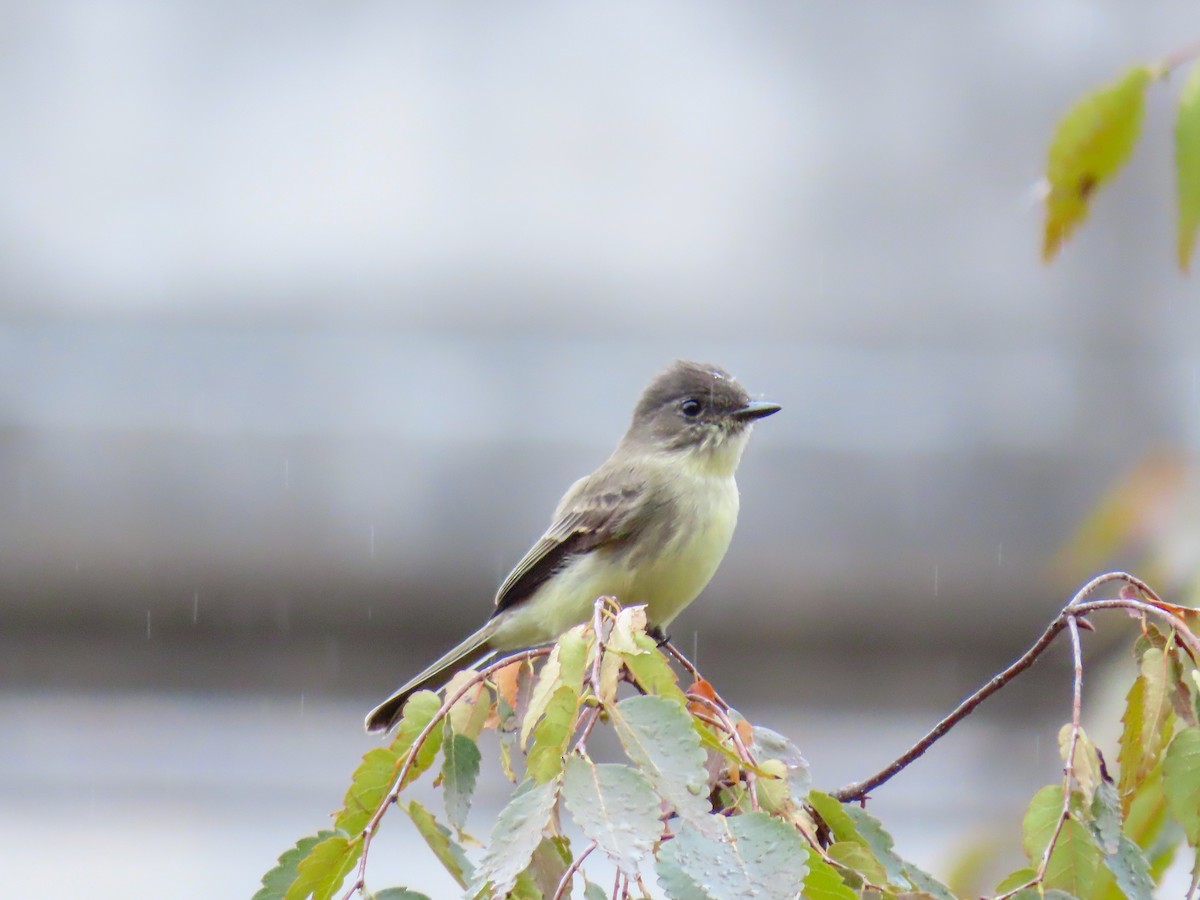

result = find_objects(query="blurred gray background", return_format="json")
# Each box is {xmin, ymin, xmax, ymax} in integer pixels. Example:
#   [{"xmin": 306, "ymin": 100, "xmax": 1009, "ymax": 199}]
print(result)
[{"xmin": 4, "ymin": 1, "xmax": 1199, "ymax": 897}]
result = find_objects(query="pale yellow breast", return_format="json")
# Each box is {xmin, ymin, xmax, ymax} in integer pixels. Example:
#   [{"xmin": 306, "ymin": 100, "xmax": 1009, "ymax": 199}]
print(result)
[{"xmin": 634, "ymin": 470, "xmax": 740, "ymax": 627}]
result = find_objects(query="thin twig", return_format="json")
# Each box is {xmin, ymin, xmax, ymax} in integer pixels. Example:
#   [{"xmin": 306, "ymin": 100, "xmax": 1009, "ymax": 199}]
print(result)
[
  {"xmin": 687, "ymin": 691, "xmax": 760, "ymax": 810},
  {"xmin": 342, "ymin": 645, "xmax": 553, "ymax": 900},
  {"xmin": 663, "ymin": 640, "xmax": 733, "ymax": 710},
  {"xmin": 552, "ymin": 839, "xmax": 597, "ymax": 900},
  {"xmin": 831, "ymin": 572, "xmax": 1191, "ymax": 802}
]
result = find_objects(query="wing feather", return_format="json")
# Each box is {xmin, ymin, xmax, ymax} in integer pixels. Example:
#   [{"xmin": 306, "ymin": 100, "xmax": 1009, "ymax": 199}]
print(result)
[{"xmin": 491, "ymin": 467, "xmax": 646, "ymax": 616}]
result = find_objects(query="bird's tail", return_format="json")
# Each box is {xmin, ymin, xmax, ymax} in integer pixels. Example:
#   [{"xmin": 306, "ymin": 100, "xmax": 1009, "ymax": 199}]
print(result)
[{"xmin": 364, "ymin": 621, "xmax": 499, "ymax": 733}]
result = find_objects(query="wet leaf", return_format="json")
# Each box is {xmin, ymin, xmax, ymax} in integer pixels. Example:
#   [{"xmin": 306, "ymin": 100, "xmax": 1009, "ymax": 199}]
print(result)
[
  {"xmin": 365, "ymin": 890, "xmax": 432, "ymax": 900},
  {"xmin": 1177, "ymin": 62, "xmax": 1200, "ymax": 271},
  {"xmin": 656, "ymin": 810, "xmax": 808, "ymax": 900},
  {"xmin": 844, "ymin": 803, "xmax": 912, "ymax": 887},
  {"xmin": 510, "ymin": 836, "xmax": 572, "ymax": 900},
  {"xmin": 562, "ymin": 755, "xmax": 663, "ymax": 875},
  {"xmin": 1043, "ymin": 65, "xmax": 1152, "ymax": 260},
  {"xmin": 611, "ymin": 694, "xmax": 713, "ymax": 831},
  {"xmin": 441, "ymin": 731, "xmax": 482, "ymax": 832},
  {"xmin": 807, "ymin": 790, "xmax": 867, "ymax": 846},
  {"xmin": 405, "ymin": 801, "xmax": 473, "ymax": 889},
  {"xmin": 1091, "ymin": 779, "xmax": 1155, "ymax": 900},
  {"xmin": 472, "ymin": 777, "xmax": 561, "ymax": 897}
]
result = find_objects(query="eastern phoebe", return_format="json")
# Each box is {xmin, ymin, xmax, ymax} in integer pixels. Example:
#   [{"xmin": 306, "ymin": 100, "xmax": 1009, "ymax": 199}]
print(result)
[{"xmin": 365, "ymin": 360, "xmax": 779, "ymax": 732}]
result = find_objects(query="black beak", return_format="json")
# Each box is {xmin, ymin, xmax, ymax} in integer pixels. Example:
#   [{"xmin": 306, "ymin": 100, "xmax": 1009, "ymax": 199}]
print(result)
[{"xmin": 733, "ymin": 400, "xmax": 781, "ymax": 421}]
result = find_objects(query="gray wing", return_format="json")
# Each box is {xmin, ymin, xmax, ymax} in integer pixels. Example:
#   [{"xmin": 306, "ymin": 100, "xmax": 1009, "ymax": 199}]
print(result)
[{"xmin": 491, "ymin": 465, "xmax": 650, "ymax": 617}]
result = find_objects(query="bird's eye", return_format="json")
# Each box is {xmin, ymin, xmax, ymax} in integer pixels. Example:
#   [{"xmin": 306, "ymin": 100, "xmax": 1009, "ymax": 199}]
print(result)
[{"xmin": 680, "ymin": 399, "xmax": 703, "ymax": 418}]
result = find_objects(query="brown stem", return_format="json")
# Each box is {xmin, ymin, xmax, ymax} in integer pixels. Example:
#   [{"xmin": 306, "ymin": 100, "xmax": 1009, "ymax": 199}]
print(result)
[
  {"xmin": 552, "ymin": 839, "xmax": 597, "ymax": 900},
  {"xmin": 831, "ymin": 571, "xmax": 1179, "ymax": 802}
]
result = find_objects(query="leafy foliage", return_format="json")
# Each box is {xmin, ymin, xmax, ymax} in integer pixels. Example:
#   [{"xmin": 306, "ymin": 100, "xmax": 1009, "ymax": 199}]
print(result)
[
  {"xmin": 1039, "ymin": 41, "xmax": 1200, "ymax": 270},
  {"xmin": 258, "ymin": 595, "xmax": 1200, "ymax": 900}
]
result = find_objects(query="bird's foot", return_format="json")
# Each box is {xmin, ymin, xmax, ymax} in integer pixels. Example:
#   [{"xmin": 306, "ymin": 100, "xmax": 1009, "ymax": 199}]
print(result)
[{"xmin": 647, "ymin": 624, "xmax": 671, "ymax": 646}]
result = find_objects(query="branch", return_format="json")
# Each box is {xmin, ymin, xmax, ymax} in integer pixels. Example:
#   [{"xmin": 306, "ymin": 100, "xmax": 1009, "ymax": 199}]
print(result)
[
  {"xmin": 832, "ymin": 571, "xmax": 1192, "ymax": 802},
  {"xmin": 342, "ymin": 645, "xmax": 553, "ymax": 900}
]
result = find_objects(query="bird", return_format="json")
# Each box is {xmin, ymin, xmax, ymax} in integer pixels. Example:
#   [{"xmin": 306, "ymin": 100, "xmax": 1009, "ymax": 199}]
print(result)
[{"xmin": 365, "ymin": 359, "xmax": 779, "ymax": 732}]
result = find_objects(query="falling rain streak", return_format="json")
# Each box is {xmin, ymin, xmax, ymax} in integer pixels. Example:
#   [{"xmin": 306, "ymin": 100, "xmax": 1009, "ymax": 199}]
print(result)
[
  {"xmin": 193, "ymin": 590, "xmax": 200, "ymax": 624},
  {"xmin": 146, "ymin": 609, "xmax": 152, "ymax": 639}
]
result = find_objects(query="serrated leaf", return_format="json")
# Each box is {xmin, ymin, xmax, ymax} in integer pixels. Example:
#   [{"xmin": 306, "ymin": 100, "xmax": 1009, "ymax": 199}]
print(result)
[
  {"xmin": 752, "ymin": 726, "xmax": 812, "ymax": 803},
  {"xmin": 562, "ymin": 756, "xmax": 663, "ymax": 875},
  {"xmin": 807, "ymin": 790, "xmax": 867, "ymax": 846},
  {"xmin": 522, "ymin": 644, "xmax": 566, "ymax": 748},
  {"xmin": 255, "ymin": 831, "xmax": 338, "ymax": 900},
  {"xmin": 336, "ymin": 747, "xmax": 399, "ymax": 836},
  {"xmin": 902, "ymin": 862, "xmax": 956, "ymax": 900},
  {"xmin": 441, "ymin": 731, "xmax": 481, "ymax": 831},
  {"xmin": 1022, "ymin": 785, "xmax": 1102, "ymax": 898},
  {"xmin": 1042, "ymin": 65, "xmax": 1152, "ymax": 260},
  {"xmin": 1123, "ymin": 762, "xmax": 1167, "ymax": 852},
  {"xmin": 1163, "ymin": 726, "xmax": 1200, "ymax": 843},
  {"xmin": 803, "ymin": 847, "xmax": 859, "ymax": 900},
  {"xmin": 446, "ymin": 671, "xmax": 492, "ymax": 740},
  {"xmin": 405, "ymin": 800, "xmax": 473, "ymax": 889},
  {"xmin": 611, "ymin": 694, "xmax": 714, "ymax": 831},
  {"xmin": 656, "ymin": 811, "xmax": 808, "ymax": 900},
  {"xmin": 473, "ymin": 777, "xmax": 561, "ymax": 897},
  {"xmin": 526, "ymin": 685, "xmax": 579, "ymax": 783},
  {"xmin": 844, "ymin": 804, "xmax": 912, "ymax": 888},
  {"xmin": 1177, "ymin": 63, "xmax": 1200, "ymax": 271},
  {"xmin": 1090, "ymin": 779, "xmax": 1155, "ymax": 900},
  {"xmin": 827, "ymin": 842, "xmax": 888, "ymax": 886},
  {"xmin": 1119, "ymin": 676, "xmax": 1148, "ymax": 808},
  {"xmin": 365, "ymin": 890, "xmax": 432, "ymax": 900},
  {"xmin": 285, "ymin": 832, "xmax": 359, "ymax": 900}
]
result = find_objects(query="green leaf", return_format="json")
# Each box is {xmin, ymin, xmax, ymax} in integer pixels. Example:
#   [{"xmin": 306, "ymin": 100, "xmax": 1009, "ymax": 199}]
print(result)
[
  {"xmin": 1118, "ymin": 661, "xmax": 1174, "ymax": 813},
  {"xmin": 510, "ymin": 836, "xmax": 573, "ymax": 900},
  {"xmin": 803, "ymin": 847, "xmax": 859, "ymax": 900},
  {"xmin": 844, "ymin": 804, "xmax": 912, "ymax": 887},
  {"xmin": 826, "ymin": 841, "xmax": 888, "ymax": 886},
  {"xmin": 405, "ymin": 800, "xmax": 473, "ymax": 889},
  {"xmin": 1090, "ymin": 778, "xmax": 1155, "ymax": 900},
  {"xmin": 1164, "ymin": 726, "xmax": 1200, "ymax": 843},
  {"xmin": 284, "ymin": 832, "xmax": 360, "ymax": 900},
  {"xmin": 610, "ymin": 694, "xmax": 713, "ymax": 831},
  {"xmin": 365, "ymin": 890, "xmax": 432, "ymax": 900},
  {"xmin": 336, "ymin": 747, "xmax": 399, "ymax": 837},
  {"xmin": 807, "ymin": 790, "xmax": 867, "ymax": 846},
  {"xmin": 441, "ymin": 731, "xmax": 482, "ymax": 832},
  {"xmin": 994, "ymin": 867, "xmax": 1036, "ymax": 894},
  {"xmin": 902, "ymin": 862, "xmax": 956, "ymax": 900},
  {"xmin": 1042, "ymin": 65, "xmax": 1152, "ymax": 261},
  {"xmin": 752, "ymin": 726, "xmax": 812, "ymax": 803},
  {"xmin": 526, "ymin": 685, "xmax": 579, "ymax": 783},
  {"xmin": 1022, "ymin": 784, "xmax": 1102, "ymax": 898},
  {"xmin": 254, "ymin": 831, "xmax": 338, "ymax": 900},
  {"xmin": 656, "ymin": 811, "xmax": 809, "ymax": 900},
  {"xmin": 583, "ymin": 881, "xmax": 608, "ymax": 900},
  {"xmin": 473, "ymin": 777, "xmax": 561, "ymax": 897},
  {"xmin": 562, "ymin": 755, "xmax": 663, "ymax": 876},
  {"xmin": 1177, "ymin": 62, "xmax": 1200, "ymax": 272},
  {"xmin": 522, "ymin": 628, "xmax": 587, "ymax": 748}
]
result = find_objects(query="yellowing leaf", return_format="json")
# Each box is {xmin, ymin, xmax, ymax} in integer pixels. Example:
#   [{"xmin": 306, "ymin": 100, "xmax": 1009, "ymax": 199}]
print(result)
[
  {"xmin": 1043, "ymin": 65, "xmax": 1153, "ymax": 261},
  {"xmin": 1177, "ymin": 62, "xmax": 1200, "ymax": 271},
  {"xmin": 285, "ymin": 833, "xmax": 359, "ymax": 900},
  {"xmin": 525, "ymin": 684, "xmax": 579, "ymax": 783}
]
